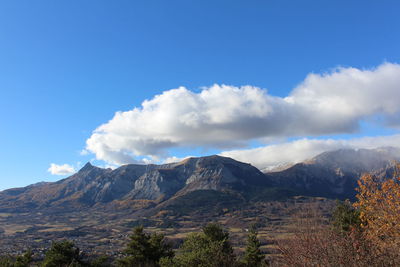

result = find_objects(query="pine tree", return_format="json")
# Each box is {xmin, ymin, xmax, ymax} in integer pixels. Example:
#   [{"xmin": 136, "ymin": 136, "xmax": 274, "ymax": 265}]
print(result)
[
  {"xmin": 0, "ymin": 250, "xmax": 32, "ymax": 267},
  {"xmin": 14, "ymin": 249, "xmax": 32, "ymax": 267},
  {"xmin": 117, "ymin": 226, "xmax": 173, "ymax": 267},
  {"xmin": 164, "ymin": 223, "xmax": 237, "ymax": 267},
  {"xmin": 242, "ymin": 226, "xmax": 265, "ymax": 267},
  {"xmin": 202, "ymin": 223, "xmax": 233, "ymax": 255},
  {"xmin": 0, "ymin": 255, "xmax": 14, "ymax": 267},
  {"xmin": 42, "ymin": 240, "xmax": 82, "ymax": 267},
  {"xmin": 331, "ymin": 199, "xmax": 361, "ymax": 232}
]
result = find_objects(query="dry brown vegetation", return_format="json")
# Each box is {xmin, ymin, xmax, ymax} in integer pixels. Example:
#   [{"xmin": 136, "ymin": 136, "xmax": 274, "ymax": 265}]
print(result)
[
  {"xmin": 274, "ymin": 165, "xmax": 400, "ymax": 267},
  {"xmin": 275, "ymin": 208, "xmax": 398, "ymax": 266}
]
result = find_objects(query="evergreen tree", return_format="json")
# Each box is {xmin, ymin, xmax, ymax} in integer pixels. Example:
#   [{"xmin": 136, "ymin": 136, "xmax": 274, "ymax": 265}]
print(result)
[
  {"xmin": 164, "ymin": 223, "xmax": 237, "ymax": 267},
  {"xmin": 117, "ymin": 226, "xmax": 173, "ymax": 267},
  {"xmin": 90, "ymin": 255, "xmax": 110, "ymax": 267},
  {"xmin": 0, "ymin": 255, "xmax": 14, "ymax": 267},
  {"xmin": 0, "ymin": 250, "xmax": 32, "ymax": 267},
  {"xmin": 14, "ymin": 249, "xmax": 33, "ymax": 267},
  {"xmin": 242, "ymin": 227, "xmax": 265, "ymax": 267},
  {"xmin": 42, "ymin": 240, "xmax": 82, "ymax": 267},
  {"xmin": 202, "ymin": 223, "xmax": 233, "ymax": 255},
  {"xmin": 331, "ymin": 199, "xmax": 361, "ymax": 232}
]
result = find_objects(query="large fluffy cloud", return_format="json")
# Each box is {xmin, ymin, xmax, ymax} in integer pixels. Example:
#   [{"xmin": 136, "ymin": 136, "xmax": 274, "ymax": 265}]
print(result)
[
  {"xmin": 220, "ymin": 134, "xmax": 400, "ymax": 170},
  {"xmin": 48, "ymin": 163, "xmax": 76, "ymax": 175},
  {"xmin": 86, "ymin": 63, "xmax": 400, "ymax": 165}
]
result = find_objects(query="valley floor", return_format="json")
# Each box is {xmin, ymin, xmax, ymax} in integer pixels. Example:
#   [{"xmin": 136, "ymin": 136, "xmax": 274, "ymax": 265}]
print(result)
[{"xmin": 0, "ymin": 196, "xmax": 334, "ymax": 260}]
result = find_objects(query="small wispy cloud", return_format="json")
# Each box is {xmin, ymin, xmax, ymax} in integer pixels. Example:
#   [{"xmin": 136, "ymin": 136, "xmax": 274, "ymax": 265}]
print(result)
[
  {"xmin": 80, "ymin": 149, "xmax": 89, "ymax": 156},
  {"xmin": 48, "ymin": 163, "xmax": 76, "ymax": 175}
]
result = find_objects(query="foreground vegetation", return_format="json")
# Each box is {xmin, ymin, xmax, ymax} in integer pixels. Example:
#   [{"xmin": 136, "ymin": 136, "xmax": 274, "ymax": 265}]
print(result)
[
  {"xmin": 2, "ymin": 167, "xmax": 400, "ymax": 266},
  {"xmin": 276, "ymin": 168, "xmax": 400, "ymax": 266},
  {"xmin": 0, "ymin": 223, "xmax": 267, "ymax": 267}
]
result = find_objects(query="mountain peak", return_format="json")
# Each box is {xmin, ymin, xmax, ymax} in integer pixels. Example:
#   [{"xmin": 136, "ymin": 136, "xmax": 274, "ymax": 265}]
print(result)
[{"xmin": 79, "ymin": 162, "xmax": 95, "ymax": 172}]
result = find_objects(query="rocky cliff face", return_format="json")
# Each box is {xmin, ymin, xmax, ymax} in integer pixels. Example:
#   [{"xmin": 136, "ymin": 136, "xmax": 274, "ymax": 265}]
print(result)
[
  {"xmin": 0, "ymin": 155, "xmax": 268, "ymax": 211},
  {"xmin": 126, "ymin": 155, "xmax": 269, "ymax": 200},
  {"xmin": 0, "ymin": 162, "xmax": 145, "ymax": 211},
  {"xmin": 1, "ymin": 147, "xmax": 399, "ymax": 212}
]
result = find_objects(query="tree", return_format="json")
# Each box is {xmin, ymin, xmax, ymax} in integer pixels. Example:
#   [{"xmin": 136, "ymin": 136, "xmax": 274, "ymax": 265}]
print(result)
[
  {"xmin": 90, "ymin": 255, "xmax": 110, "ymax": 267},
  {"xmin": 163, "ymin": 223, "xmax": 236, "ymax": 267},
  {"xmin": 117, "ymin": 226, "xmax": 173, "ymax": 267},
  {"xmin": 42, "ymin": 240, "xmax": 82, "ymax": 267},
  {"xmin": 331, "ymin": 199, "xmax": 361, "ymax": 233},
  {"xmin": 354, "ymin": 167, "xmax": 400, "ymax": 249},
  {"xmin": 202, "ymin": 223, "xmax": 233, "ymax": 255},
  {"xmin": 14, "ymin": 249, "xmax": 32, "ymax": 267},
  {"xmin": 0, "ymin": 256, "xmax": 14, "ymax": 267},
  {"xmin": 242, "ymin": 226, "xmax": 265, "ymax": 267},
  {"xmin": 0, "ymin": 250, "xmax": 32, "ymax": 267}
]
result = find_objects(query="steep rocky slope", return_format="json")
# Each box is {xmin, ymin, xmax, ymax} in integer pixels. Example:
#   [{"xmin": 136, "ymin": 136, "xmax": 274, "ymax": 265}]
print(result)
[
  {"xmin": 0, "ymin": 156, "xmax": 269, "ymax": 212},
  {"xmin": 1, "ymin": 147, "xmax": 399, "ymax": 212}
]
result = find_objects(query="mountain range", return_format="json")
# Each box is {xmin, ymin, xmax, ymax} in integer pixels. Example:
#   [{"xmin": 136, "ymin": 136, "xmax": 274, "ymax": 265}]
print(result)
[{"xmin": 1, "ymin": 147, "xmax": 399, "ymax": 213}]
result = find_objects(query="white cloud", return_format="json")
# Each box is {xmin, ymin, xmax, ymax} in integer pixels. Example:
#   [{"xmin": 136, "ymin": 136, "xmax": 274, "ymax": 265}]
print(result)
[
  {"xmin": 163, "ymin": 156, "xmax": 193, "ymax": 164},
  {"xmin": 85, "ymin": 63, "xmax": 400, "ymax": 165},
  {"xmin": 48, "ymin": 163, "xmax": 76, "ymax": 175},
  {"xmin": 80, "ymin": 149, "xmax": 89, "ymax": 156},
  {"xmin": 220, "ymin": 134, "xmax": 400, "ymax": 170}
]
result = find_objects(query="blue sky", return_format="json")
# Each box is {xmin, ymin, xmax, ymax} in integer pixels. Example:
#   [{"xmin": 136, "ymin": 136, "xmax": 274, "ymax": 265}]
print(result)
[{"xmin": 1, "ymin": 0, "xmax": 400, "ymax": 190}]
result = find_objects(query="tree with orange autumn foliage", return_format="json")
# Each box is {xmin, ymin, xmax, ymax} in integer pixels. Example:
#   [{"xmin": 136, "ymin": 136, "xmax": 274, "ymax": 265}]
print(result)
[
  {"xmin": 277, "ymin": 166, "xmax": 400, "ymax": 267},
  {"xmin": 354, "ymin": 164, "xmax": 400, "ymax": 250}
]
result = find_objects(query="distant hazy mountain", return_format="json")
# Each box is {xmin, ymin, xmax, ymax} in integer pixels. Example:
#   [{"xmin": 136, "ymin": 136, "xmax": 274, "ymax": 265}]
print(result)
[
  {"xmin": 266, "ymin": 147, "xmax": 400, "ymax": 199},
  {"xmin": 1, "ymin": 147, "xmax": 399, "ymax": 212}
]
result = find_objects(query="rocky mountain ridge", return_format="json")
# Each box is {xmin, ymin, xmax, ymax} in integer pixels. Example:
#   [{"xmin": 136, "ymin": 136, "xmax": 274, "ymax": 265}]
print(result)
[
  {"xmin": 0, "ymin": 155, "xmax": 268, "ymax": 212},
  {"xmin": 1, "ymin": 147, "xmax": 399, "ymax": 213}
]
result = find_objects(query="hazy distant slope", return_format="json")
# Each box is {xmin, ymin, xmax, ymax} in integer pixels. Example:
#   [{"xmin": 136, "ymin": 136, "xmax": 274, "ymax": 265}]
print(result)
[{"xmin": 266, "ymin": 147, "xmax": 400, "ymax": 198}]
